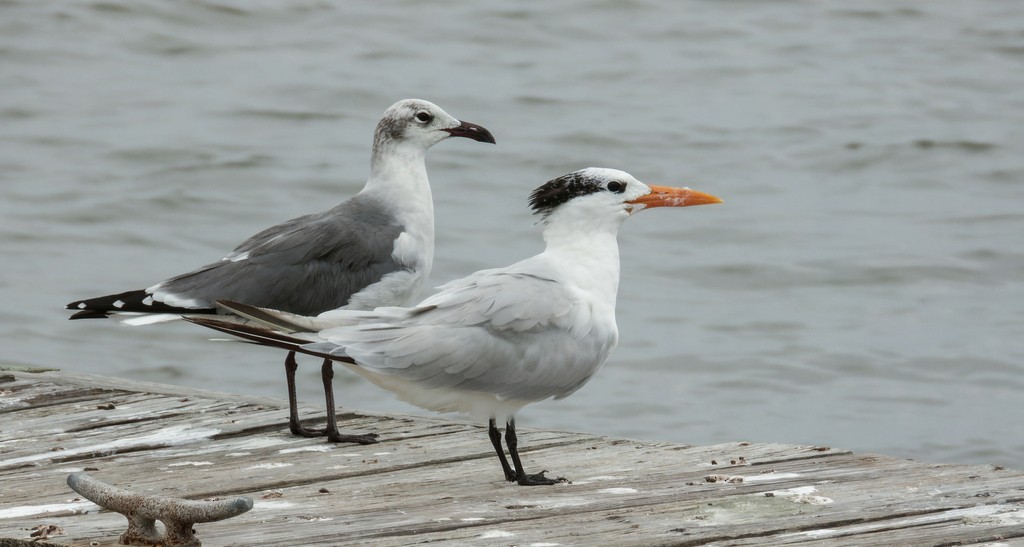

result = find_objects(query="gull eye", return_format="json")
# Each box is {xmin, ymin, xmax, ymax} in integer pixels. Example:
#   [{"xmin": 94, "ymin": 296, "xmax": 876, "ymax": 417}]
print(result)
[
  {"xmin": 607, "ymin": 180, "xmax": 625, "ymax": 193},
  {"xmin": 415, "ymin": 111, "xmax": 433, "ymax": 123}
]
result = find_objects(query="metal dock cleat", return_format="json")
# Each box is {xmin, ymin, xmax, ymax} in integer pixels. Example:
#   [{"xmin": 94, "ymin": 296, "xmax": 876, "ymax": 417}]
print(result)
[{"xmin": 66, "ymin": 472, "xmax": 253, "ymax": 547}]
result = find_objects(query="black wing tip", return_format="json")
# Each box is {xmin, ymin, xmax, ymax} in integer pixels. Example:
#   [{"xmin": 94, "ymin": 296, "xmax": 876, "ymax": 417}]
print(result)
[
  {"xmin": 64, "ymin": 290, "xmax": 145, "ymax": 317},
  {"xmin": 67, "ymin": 309, "xmax": 111, "ymax": 320},
  {"xmin": 66, "ymin": 289, "xmax": 218, "ymax": 318},
  {"xmin": 66, "ymin": 298, "xmax": 102, "ymax": 318}
]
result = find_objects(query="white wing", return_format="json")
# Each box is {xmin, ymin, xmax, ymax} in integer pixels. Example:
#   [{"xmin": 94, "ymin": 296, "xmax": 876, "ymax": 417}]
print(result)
[{"xmin": 305, "ymin": 258, "xmax": 619, "ymax": 404}]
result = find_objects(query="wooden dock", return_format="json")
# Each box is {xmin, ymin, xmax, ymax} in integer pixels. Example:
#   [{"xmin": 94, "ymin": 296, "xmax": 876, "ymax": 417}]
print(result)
[{"xmin": 1, "ymin": 366, "xmax": 1022, "ymax": 546}]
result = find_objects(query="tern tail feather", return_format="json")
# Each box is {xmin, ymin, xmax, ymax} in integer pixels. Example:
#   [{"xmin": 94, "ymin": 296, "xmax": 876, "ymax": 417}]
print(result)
[
  {"xmin": 214, "ymin": 300, "xmax": 319, "ymax": 333},
  {"xmin": 183, "ymin": 316, "xmax": 355, "ymax": 364}
]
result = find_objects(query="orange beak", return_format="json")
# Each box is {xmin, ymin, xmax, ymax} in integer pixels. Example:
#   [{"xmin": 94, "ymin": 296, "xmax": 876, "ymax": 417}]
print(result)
[{"xmin": 627, "ymin": 185, "xmax": 723, "ymax": 211}]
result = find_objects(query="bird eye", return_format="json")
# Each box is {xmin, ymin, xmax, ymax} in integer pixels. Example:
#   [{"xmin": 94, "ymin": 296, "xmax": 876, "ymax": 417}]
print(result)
[
  {"xmin": 415, "ymin": 111, "xmax": 433, "ymax": 123},
  {"xmin": 607, "ymin": 181, "xmax": 625, "ymax": 193}
]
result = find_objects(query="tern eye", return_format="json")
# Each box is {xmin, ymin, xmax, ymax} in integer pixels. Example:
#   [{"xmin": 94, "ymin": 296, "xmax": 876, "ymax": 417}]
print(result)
[
  {"xmin": 415, "ymin": 111, "xmax": 433, "ymax": 123},
  {"xmin": 607, "ymin": 180, "xmax": 625, "ymax": 193}
]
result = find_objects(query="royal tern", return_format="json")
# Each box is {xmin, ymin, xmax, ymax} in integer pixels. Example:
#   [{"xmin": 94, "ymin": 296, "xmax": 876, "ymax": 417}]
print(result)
[
  {"xmin": 66, "ymin": 99, "xmax": 495, "ymax": 443},
  {"xmin": 186, "ymin": 167, "xmax": 721, "ymax": 485}
]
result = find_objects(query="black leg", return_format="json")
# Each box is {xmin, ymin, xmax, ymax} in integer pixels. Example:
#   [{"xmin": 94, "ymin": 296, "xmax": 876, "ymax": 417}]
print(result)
[
  {"xmin": 504, "ymin": 417, "xmax": 569, "ymax": 486},
  {"xmin": 284, "ymin": 352, "xmax": 327, "ymax": 437},
  {"xmin": 489, "ymin": 418, "xmax": 516, "ymax": 482},
  {"xmin": 320, "ymin": 358, "xmax": 379, "ymax": 445}
]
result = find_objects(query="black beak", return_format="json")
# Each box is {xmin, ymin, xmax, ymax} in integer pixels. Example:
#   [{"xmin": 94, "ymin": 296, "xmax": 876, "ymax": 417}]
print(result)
[{"xmin": 443, "ymin": 121, "xmax": 496, "ymax": 144}]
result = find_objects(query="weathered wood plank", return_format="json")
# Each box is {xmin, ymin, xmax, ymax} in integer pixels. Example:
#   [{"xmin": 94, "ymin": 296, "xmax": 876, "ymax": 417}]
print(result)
[{"xmin": 1, "ymin": 368, "xmax": 1022, "ymax": 546}]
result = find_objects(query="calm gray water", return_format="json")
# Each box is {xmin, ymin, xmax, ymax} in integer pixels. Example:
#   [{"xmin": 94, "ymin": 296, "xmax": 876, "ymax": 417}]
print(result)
[{"xmin": 2, "ymin": 1, "xmax": 1022, "ymax": 468}]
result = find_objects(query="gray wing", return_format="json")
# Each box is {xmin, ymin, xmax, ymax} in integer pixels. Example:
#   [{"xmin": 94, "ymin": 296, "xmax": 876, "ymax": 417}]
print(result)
[{"xmin": 150, "ymin": 195, "xmax": 405, "ymax": 315}]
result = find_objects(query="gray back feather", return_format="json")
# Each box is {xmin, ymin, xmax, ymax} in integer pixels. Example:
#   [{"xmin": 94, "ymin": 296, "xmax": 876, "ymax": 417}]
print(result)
[{"xmin": 158, "ymin": 194, "xmax": 405, "ymax": 315}]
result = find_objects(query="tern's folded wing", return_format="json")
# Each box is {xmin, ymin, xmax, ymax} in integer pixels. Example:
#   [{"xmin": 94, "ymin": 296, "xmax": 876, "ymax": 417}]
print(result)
[{"xmin": 308, "ymin": 269, "xmax": 618, "ymax": 402}]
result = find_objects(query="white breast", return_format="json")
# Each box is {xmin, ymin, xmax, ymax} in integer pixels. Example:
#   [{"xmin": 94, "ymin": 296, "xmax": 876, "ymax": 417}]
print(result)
[{"xmin": 344, "ymin": 230, "xmax": 432, "ymax": 310}]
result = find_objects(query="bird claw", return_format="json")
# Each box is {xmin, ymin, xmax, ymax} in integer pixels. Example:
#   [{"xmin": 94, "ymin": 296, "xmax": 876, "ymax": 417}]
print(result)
[
  {"xmin": 516, "ymin": 470, "xmax": 571, "ymax": 486},
  {"xmin": 289, "ymin": 422, "xmax": 328, "ymax": 437},
  {"xmin": 288, "ymin": 416, "xmax": 379, "ymax": 444},
  {"xmin": 327, "ymin": 432, "xmax": 380, "ymax": 445}
]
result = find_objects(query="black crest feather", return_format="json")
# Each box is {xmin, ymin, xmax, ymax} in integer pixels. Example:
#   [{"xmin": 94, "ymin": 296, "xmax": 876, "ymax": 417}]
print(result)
[{"xmin": 529, "ymin": 171, "xmax": 604, "ymax": 219}]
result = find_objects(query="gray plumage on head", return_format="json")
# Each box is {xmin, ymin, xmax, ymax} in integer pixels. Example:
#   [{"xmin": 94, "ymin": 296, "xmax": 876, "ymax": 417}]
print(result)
[
  {"xmin": 372, "ymin": 99, "xmax": 454, "ymax": 154},
  {"xmin": 369, "ymin": 98, "xmax": 495, "ymax": 152}
]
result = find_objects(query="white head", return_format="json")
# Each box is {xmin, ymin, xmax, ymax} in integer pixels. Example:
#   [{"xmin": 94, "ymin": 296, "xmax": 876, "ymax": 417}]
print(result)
[
  {"xmin": 528, "ymin": 167, "xmax": 722, "ymax": 232},
  {"xmin": 373, "ymin": 99, "xmax": 495, "ymax": 153}
]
